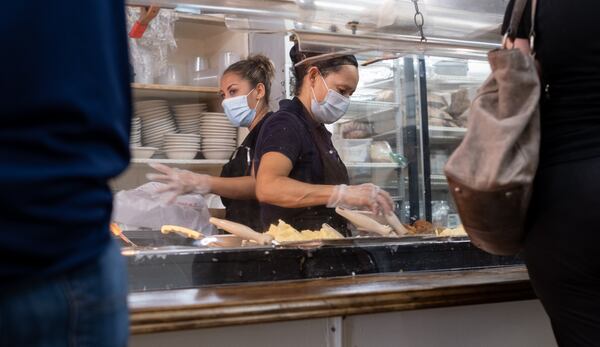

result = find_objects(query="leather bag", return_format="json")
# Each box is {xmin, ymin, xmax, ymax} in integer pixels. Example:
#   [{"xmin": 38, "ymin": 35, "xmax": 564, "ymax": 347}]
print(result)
[{"xmin": 444, "ymin": 0, "xmax": 540, "ymax": 256}]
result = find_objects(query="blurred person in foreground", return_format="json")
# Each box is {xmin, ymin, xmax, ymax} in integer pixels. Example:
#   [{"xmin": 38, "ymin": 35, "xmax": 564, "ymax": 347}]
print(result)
[{"xmin": 0, "ymin": 2, "xmax": 131, "ymax": 346}]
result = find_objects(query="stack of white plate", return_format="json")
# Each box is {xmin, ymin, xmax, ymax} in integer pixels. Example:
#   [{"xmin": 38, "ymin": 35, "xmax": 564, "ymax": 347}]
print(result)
[
  {"xmin": 135, "ymin": 100, "xmax": 178, "ymax": 148},
  {"xmin": 163, "ymin": 133, "xmax": 201, "ymax": 160},
  {"xmin": 200, "ymin": 112, "xmax": 237, "ymax": 160},
  {"xmin": 130, "ymin": 117, "xmax": 142, "ymax": 146},
  {"xmin": 172, "ymin": 103, "xmax": 207, "ymax": 134}
]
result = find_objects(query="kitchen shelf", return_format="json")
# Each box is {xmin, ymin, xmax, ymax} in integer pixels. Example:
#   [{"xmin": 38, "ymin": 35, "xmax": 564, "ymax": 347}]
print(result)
[
  {"xmin": 131, "ymin": 158, "xmax": 228, "ymax": 166},
  {"xmin": 431, "ymin": 174, "xmax": 449, "ymax": 189},
  {"xmin": 131, "ymin": 83, "xmax": 220, "ymax": 99},
  {"xmin": 427, "ymin": 75, "xmax": 485, "ymax": 89},
  {"xmin": 429, "ymin": 126, "xmax": 467, "ymax": 144},
  {"xmin": 344, "ymin": 100, "xmax": 400, "ymax": 121}
]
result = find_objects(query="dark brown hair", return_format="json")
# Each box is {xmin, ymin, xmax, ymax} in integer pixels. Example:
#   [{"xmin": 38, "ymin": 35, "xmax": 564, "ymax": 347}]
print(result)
[
  {"xmin": 289, "ymin": 42, "xmax": 358, "ymax": 96},
  {"xmin": 223, "ymin": 54, "xmax": 276, "ymax": 105}
]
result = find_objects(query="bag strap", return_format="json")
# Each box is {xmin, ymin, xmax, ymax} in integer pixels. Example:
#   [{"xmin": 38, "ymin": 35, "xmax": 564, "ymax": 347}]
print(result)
[{"xmin": 504, "ymin": 0, "xmax": 538, "ymax": 51}]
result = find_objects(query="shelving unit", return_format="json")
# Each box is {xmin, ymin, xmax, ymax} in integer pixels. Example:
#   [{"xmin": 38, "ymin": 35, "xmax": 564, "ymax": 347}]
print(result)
[{"xmin": 131, "ymin": 83, "xmax": 220, "ymax": 99}]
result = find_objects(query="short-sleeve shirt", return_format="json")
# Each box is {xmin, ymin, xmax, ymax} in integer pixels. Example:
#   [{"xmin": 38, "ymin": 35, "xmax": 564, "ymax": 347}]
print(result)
[
  {"xmin": 0, "ymin": 1, "xmax": 131, "ymax": 282},
  {"xmin": 502, "ymin": 0, "xmax": 600, "ymax": 167},
  {"xmin": 254, "ymin": 98, "xmax": 347, "ymax": 231}
]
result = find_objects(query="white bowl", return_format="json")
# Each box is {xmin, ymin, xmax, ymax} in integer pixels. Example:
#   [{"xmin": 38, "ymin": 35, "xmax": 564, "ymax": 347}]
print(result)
[
  {"xmin": 131, "ymin": 146, "xmax": 158, "ymax": 159},
  {"xmin": 202, "ymin": 150, "xmax": 233, "ymax": 160},
  {"xmin": 166, "ymin": 150, "xmax": 198, "ymax": 160}
]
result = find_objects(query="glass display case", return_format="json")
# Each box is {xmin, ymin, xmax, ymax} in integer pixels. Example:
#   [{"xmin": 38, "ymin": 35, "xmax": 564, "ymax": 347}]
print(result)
[{"xmin": 120, "ymin": 0, "xmax": 522, "ymax": 293}]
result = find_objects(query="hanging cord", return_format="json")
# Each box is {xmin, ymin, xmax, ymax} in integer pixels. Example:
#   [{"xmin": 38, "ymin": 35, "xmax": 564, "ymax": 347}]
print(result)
[{"xmin": 411, "ymin": 0, "xmax": 427, "ymax": 42}]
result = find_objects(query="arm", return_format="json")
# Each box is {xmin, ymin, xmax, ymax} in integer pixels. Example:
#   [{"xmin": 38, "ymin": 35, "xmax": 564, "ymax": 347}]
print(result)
[
  {"xmin": 255, "ymin": 152, "xmax": 334, "ymax": 208},
  {"xmin": 209, "ymin": 175, "xmax": 256, "ymax": 200},
  {"xmin": 255, "ymin": 152, "xmax": 393, "ymax": 213}
]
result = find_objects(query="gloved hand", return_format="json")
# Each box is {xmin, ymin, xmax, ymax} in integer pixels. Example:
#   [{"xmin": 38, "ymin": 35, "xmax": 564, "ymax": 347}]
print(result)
[
  {"xmin": 146, "ymin": 163, "xmax": 211, "ymax": 203},
  {"xmin": 327, "ymin": 183, "xmax": 394, "ymax": 215}
]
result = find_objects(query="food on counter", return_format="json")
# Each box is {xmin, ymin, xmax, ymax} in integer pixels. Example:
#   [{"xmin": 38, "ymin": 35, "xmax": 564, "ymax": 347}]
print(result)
[
  {"xmin": 340, "ymin": 121, "xmax": 373, "ymax": 139},
  {"xmin": 427, "ymin": 94, "xmax": 448, "ymax": 109},
  {"xmin": 437, "ymin": 225, "xmax": 467, "ymax": 237},
  {"xmin": 266, "ymin": 220, "xmax": 344, "ymax": 242},
  {"xmin": 370, "ymin": 141, "xmax": 394, "ymax": 163},
  {"xmin": 428, "ymin": 106, "xmax": 458, "ymax": 128},
  {"xmin": 447, "ymin": 88, "xmax": 471, "ymax": 118},
  {"xmin": 405, "ymin": 220, "xmax": 436, "ymax": 235},
  {"xmin": 161, "ymin": 225, "xmax": 203, "ymax": 239}
]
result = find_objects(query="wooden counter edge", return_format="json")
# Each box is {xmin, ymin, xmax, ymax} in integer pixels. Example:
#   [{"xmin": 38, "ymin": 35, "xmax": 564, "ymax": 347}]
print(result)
[{"xmin": 129, "ymin": 266, "xmax": 534, "ymax": 334}]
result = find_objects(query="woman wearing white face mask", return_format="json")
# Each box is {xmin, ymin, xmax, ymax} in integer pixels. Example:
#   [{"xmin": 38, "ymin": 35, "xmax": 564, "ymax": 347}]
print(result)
[
  {"xmin": 253, "ymin": 44, "xmax": 394, "ymax": 235},
  {"xmin": 147, "ymin": 55, "xmax": 275, "ymax": 231}
]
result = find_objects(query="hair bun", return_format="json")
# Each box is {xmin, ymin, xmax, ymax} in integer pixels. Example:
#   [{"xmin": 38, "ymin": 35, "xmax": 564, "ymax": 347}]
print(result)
[{"xmin": 247, "ymin": 54, "xmax": 275, "ymax": 81}]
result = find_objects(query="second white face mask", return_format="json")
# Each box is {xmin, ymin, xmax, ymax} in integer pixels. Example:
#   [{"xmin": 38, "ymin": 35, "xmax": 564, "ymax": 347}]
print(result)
[
  {"xmin": 222, "ymin": 88, "xmax": 260, "ymax": 127},
  {"xmin": 310, "ymin": 74, "xmax": 350, "ymax": 124}
]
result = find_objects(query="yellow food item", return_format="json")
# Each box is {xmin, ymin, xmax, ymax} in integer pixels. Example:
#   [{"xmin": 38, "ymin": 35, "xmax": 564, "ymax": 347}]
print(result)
[
  {"xmin": 437, "ymin": 225, "xmax": 467, "ymax": 237},
  {"xmin": 266, "ymin": 220, "xmax": 344, "ymax": 242}
]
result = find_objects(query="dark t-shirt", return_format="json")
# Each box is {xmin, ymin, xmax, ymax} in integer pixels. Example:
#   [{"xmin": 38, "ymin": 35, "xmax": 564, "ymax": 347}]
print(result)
[
  {"xmin": 220, "ymin": 112, "xmax": 272, "ymax": 231},
  {"xmin": 0, "ymin": 2, "xmax": 131, "ymax": 282},
  {"xmin": 503, "ymin": 0, "xmax": 600, "ymax": 167},
  {"xmin": 254, "ymin": 98, "xmax": 348, "ymax": 232}
]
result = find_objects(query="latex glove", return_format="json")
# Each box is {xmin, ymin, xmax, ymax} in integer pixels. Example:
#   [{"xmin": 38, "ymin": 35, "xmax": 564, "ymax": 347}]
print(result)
[
  {"xmin": 146, "ymin": 163, "xmax": 211, "ymax": 203},
  {"xmin": 327, "ymin": 183, "xmax": 394, "ymax": 215}
]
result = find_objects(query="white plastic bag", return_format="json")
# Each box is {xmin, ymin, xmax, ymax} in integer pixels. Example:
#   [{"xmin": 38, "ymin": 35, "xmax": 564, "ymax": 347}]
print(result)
[{"xmin": 112, "ymin": 182, "xmax": 216, "ymax": 235}]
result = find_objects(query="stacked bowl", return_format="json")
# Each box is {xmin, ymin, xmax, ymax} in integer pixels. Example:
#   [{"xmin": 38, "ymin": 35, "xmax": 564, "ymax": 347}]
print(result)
[
  {"xmin": 163, "ymin": 133, "xmax": 201, "ymax": 160},
  {"xmin": 200, "ymin": 113, "xmax": 238, "ymax": 160},
  {"xmin": 172, "ymin": 103, "xmax": 207, "ymax": 134},
  {"xmin": 135, "ymin": 100, "xmax": 177, "ymax": 149}
]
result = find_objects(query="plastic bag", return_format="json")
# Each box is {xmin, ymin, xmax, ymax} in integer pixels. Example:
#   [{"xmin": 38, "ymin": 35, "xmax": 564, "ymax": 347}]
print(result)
[
  {"xmin": 112, "ymin": 182, "xmax": 216, "ymax": 235},
  {"xmin": 127, "ymin": 8, "xmax": 178, "ymax": 82}
]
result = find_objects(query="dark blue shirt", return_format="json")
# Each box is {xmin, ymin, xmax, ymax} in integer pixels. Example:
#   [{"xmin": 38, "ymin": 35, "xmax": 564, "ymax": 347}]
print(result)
[
  {"xmin": 0, "ymin": 2, "xmax": 131, "ymax": 282},
  {"xmin": 254, "ymin": 98, "xmax": 349, "ymax": 232}
]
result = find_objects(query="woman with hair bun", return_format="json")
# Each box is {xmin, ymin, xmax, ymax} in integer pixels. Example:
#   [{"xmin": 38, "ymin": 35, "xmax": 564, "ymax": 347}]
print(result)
[
  {"xmin": 147, "ymin": 54, "xmax": 275, "ymax": 231},
  {"xmin": 253, "ymin": 43, "xmax": 394, "ymax": 235}
]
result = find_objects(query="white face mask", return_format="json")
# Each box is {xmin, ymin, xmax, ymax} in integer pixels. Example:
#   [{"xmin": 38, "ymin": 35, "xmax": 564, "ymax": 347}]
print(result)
[
  {"xmin": 221, "ymin": 88, "xmax": 261, "ymax": 127},
  {"xmin": 310, "ymin": 73, "xmax": 351, "ymax": 124}
]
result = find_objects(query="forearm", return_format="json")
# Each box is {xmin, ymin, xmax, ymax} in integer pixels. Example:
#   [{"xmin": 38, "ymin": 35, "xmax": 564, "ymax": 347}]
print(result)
[
  {"xmin": 256, "ymin": 176, "xmax": 334, "ymax": 208},
  {"xmin": 209, "ymin": 176, "xmax": 256, "ymax": 200}
]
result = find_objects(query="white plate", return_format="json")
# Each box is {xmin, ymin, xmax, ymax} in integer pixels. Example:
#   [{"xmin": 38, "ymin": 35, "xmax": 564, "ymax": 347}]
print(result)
[
  {"xmin": 176, "ymin": 121, "xmax": 202, "ymax": 126},
  {"xmin": 143, "ymin": 127, "xmax": 177, "ymax": 136},
  {"xmin": 136, "ymin": 108, "xmax": 171, "ymax": 117},
  {"xmin": 165, "ymin": 134, "xmax": 201, "ymax": 142},
  {"xmin": 163, "ymin": 142, "xmax": 200, "ymax": 146},
  {"xmin": 163, "ymin": 145, "xmax": 201, "ymax": 150},
  {"xmin": 138, "ymin": 112, "xmax": 172, "ymax": 120},
  {"xmin": 143, "ymin": 119, "xmax": 176, "ymax": 127},
  {"xmin": 202, "ymin": 139, "xmax": 237, "ymax": 144},
  {"xmin": 200, "ymin": 117, "xmax": 232, "ymax": 121},
  {"xmin": 164, "ymin": 133, "xmax": 200, "ymax": 138}
]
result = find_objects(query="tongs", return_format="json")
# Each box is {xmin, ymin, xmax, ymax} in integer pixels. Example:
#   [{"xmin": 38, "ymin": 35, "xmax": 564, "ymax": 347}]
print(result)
[
  {"xmin": 335, "ymin": 207, "xmax": 409, "ymax": 237},
  {"xmin": 110, "ymin": 223, "xmax": 137, "ymax": 247}
]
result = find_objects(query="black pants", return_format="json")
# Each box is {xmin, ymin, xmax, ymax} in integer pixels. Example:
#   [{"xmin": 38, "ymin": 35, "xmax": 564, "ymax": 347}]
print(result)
[{"xmin": 525, "ymin": 157, "xmax": 600, "ymax": 346}]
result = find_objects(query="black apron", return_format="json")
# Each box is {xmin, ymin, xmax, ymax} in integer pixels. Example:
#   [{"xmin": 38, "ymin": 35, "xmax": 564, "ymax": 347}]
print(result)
[
  {"xmin": 286, "ymin": 106, "xmax": 351, "ymax": 235},
  {"xmin": 219, "ymin": 113, "xmax": 272, "ymax": 231}
]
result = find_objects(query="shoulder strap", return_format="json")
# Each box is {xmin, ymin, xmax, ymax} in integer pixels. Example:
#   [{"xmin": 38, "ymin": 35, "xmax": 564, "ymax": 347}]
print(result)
[{"xmin": 505, "ymin": 0, "xmax": 538, "ymax": 50}]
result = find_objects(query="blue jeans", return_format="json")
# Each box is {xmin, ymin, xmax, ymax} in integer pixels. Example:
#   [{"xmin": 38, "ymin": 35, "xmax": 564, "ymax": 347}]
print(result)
[{"xmin": 0, "ymin": 240, "xmax": 129, "ymax": 347}]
